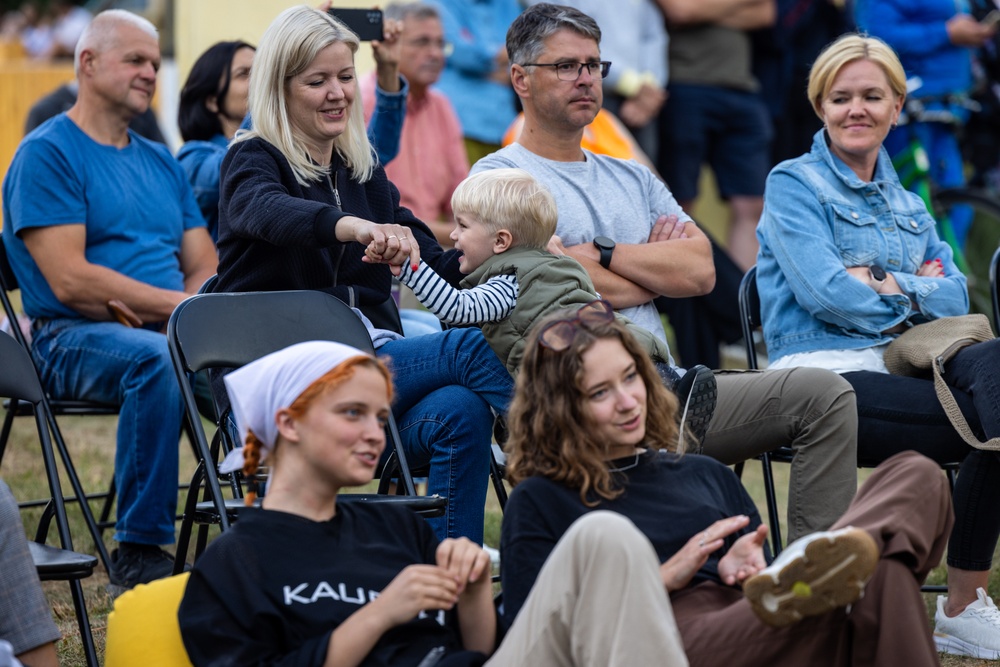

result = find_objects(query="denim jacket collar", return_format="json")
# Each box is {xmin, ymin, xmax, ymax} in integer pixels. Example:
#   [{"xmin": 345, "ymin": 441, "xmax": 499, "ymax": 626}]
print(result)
[{"xmin": 813, "ymin": 129, "xmax": 900, "ymax": 192}]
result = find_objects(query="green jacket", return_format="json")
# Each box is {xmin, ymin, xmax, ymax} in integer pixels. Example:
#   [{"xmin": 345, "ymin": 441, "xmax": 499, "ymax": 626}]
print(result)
[{"xmin": 461, "ymin": 247, "xmax": 671, "ymax": 375}]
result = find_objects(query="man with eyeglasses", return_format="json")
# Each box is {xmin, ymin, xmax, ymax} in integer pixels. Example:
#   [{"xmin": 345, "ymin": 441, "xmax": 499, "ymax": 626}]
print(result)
[
  {"xmin": 473, "ymin": 2, "xmax": 859, "ymax": 546},
  {"xmin": 362, "ymin": 2, "xmax": 469, "ymax": 247}
]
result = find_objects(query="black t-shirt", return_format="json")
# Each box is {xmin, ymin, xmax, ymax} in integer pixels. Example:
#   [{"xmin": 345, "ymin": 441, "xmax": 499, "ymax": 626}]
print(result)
[
  {"xmin": 499, "ymin": 449, "xmax": 766, "ymax": 627},
  {"xmin": 179, "ymin": 503, "xmax": 487, "ymax": 667}
]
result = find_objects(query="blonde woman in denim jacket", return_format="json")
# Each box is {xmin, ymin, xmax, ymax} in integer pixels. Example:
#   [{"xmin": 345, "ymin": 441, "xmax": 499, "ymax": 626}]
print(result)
[{"xmin": 757, "ymin": 33, "xmax": 1000, "ymax": 659}]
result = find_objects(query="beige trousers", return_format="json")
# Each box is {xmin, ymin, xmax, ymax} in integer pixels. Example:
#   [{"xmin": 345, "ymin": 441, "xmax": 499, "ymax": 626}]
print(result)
[{"xmin": 487, "ymin": 511, "xmax": 688, "ymax": 667}]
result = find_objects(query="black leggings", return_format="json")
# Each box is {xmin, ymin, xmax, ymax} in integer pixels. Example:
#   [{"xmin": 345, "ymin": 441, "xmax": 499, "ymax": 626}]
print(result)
[{"xmin": 843, "ymin": 337, "xmax": 1000, "ymax": 570}]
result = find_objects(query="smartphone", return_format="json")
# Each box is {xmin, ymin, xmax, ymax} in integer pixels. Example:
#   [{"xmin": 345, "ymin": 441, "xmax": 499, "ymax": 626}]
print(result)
[
  {"xmin": 981, "ymin": 9, "xmax": 1000, "ymax": 27},
  {"xmin": 329, "ymin": 8, "xmax": 384, "ymax": 41}
]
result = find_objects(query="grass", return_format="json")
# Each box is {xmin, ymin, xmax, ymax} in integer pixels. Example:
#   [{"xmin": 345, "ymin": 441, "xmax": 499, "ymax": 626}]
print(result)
[{"xmin": 4, "ymin": 413, "xmax": 1000, "ymax": 666}]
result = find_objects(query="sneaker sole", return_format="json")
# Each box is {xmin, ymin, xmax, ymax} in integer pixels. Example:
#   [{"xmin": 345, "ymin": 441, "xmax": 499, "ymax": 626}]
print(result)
[
  {"xmin": 678, "ymin": 365, "xmax": 717, "ymax": 451},
  {"xmin": 934, "ymin": 633, "xmax": 1000, "ymax": 659},
  {"xmin": 743, "ymin": 527, "xmax": 878, "ymax": 627}
]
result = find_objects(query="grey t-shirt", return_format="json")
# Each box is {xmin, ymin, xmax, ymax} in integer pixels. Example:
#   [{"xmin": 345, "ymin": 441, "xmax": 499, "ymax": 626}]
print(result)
[{"xmin": 472, "ymin": 143, "xmax": 691, "ymax": 358}]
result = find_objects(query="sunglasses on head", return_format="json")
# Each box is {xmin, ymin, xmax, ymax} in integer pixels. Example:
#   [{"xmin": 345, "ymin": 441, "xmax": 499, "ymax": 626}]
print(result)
[{"xmin": 538, "ymin": 299, "xmax": 615, "ymax": 352}]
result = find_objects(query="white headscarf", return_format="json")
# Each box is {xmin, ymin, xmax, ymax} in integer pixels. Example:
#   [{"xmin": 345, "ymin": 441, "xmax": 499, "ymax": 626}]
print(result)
[{"xmin": 219, "ymin": 341, "xmax": 373, "ymax": 473}]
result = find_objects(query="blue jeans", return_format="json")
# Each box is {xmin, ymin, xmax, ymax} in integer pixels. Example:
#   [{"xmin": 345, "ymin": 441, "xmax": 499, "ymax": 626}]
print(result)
[
  {"xmin": 31, "ymin": 319, "xmax": 183, "ymax": 545},
  {"xmin": 843, "ymin": 337, "xmax": 1000, "ymax": 571},
  {"xmin": 378, "ymin": 328, "xmax": 513, "ymax": 543}
]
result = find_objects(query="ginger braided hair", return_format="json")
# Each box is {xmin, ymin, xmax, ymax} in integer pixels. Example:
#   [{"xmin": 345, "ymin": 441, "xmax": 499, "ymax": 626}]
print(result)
[{"xmin": 238, "ymin": 355, "xmax": 393, "ymax": 505}]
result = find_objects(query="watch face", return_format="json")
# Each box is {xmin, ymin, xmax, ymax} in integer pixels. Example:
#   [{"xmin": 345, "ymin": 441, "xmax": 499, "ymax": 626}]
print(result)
[
  {"xmin": 870, "ymin": 265, "xmax": 886, "ymax": 281},
  {"xmin": 594, "ymin": 236, "xmax": 615, "ymax": 250}
]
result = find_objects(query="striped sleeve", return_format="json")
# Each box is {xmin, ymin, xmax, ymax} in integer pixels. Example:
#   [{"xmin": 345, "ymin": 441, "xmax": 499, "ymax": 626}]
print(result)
[{"xmin": 398, "ymin": 260, "xmax": 518, "ymax": 325}]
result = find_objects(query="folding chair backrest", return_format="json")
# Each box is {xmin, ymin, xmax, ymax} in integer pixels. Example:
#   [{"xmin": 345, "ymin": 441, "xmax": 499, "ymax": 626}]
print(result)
[
  {"xmin": 991, "ymin": 246, "xmax": 1000, "ymax": 335},
  {"xmin": 167, "ymin": 290, "xmax": 422, "ymax": 504},
  {"xmin": 170, "ymin": 290, "xmax": 376, "ymax": 375},
  {"xmin": 0, "ymin": 236, "xmax": 19, "ymax": 292},
  {"xmin": 0, "ymin": 236, "xmax": 32, "ymax": 351},
  {"xmin": 737, "ymin": 266, "xmax": 762, "ymax": 370},
  {"xmin": 0, "ymin": 332, "xmax": 44, "ymax": 405}
]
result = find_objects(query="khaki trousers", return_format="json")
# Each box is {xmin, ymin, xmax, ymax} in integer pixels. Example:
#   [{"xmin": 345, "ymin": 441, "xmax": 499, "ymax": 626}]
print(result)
[
  {"xmin": 488, "ymin": 511, "xmax": 688, "ymax": 667},
  {"xmin": 703, "ymin": 367, "xmax": 859, "ymax": 541},
  {"xmin": 672, "ymin": 451, "xmax": 953, "ymax": 667}
]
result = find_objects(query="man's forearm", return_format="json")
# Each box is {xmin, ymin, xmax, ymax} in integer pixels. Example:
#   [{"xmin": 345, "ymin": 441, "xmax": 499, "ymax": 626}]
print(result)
[
  {"xmin": 564, "ymin": 233, "xmax": 715, "ymax": 302},
  {"xmin": 656, "ymin": 0, "xmax": 774, "ymax": 27},
  {"xmin": 562, "ymin": 250, "xmax": 658, "ymax": 308},
  {"xmin": 717, "ymin": 0, "xmax": 775, "ymax": 30},
  {"xmin": 47, "ymin": 264, "xmax": 187, "ymax": 322}
]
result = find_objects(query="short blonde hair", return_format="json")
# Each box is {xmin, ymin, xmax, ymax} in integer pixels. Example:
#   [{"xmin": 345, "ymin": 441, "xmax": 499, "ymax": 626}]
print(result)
[
  {"xmin": 451, "ymin": 169, "xmax": 557, "ymax": 249},
  {"xmin": 235, "ymin": 5, "xmax": 374, "ymax": 186},
  {"xmin": 807, "ymin": 33, "xmax": 907, "ymax": 119}
]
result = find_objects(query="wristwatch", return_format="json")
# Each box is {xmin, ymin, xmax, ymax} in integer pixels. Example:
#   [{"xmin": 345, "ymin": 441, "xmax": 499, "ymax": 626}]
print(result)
[
  {"xmin": 868, "ymin": 265, "xmax": 887, "ymax": 292},
  {"xmin": 593, "ymin": 236, "xmax": 616, "ymax": 269}
]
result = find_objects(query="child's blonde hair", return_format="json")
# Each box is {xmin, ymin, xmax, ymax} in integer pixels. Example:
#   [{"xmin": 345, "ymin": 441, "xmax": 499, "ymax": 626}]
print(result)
[{"xmin": 451, "ymin": 169, "xmax": 557, "ymax": 249}]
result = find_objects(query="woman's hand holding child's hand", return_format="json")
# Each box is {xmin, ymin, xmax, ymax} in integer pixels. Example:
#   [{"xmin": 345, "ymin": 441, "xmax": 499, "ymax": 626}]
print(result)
[{"xmin": 347, "ymin": 217, "xmax": 420, "ymax": 275}]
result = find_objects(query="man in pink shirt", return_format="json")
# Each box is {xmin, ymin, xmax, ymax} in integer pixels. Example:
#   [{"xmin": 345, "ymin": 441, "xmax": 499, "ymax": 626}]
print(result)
[{"xmin": 362, "ymin": 2, "xmax": 470, "ymax": 247}]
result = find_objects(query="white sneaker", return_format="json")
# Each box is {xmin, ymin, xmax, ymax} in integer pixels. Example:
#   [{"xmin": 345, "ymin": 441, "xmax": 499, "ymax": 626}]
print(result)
[
  {"xmin": 743, "ymin": 526, "xmax": 878, "ymax": 627},
  {"xmin": 934, "ymin": 588, "xmax": 1000, "ymax": 659}
]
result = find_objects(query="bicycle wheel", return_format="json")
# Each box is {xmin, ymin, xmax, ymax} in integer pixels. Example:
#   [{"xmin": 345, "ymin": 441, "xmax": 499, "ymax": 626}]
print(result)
[{"xmin": 933, "ymin": 187, "xmax": 1000, "ymax": 323}]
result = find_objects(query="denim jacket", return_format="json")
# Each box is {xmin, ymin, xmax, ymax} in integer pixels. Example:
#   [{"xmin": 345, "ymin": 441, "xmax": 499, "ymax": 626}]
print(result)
[
  {"xmin": 177, "ymin": 134, "xmax": 228, "ymax": 242},
  {"xmin": 756, "ymin": 130, "xmax": 968, "ymax": 361}
]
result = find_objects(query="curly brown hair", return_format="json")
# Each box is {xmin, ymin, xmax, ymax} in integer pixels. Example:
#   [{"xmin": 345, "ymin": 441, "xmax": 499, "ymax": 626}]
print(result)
[
  {"xmin": 240, "ymin": 355, "xmax": 393, "ymax": 505},
  {"xmin": 505, "ymin": 310, "xmax": 681, "ymax": 506}
]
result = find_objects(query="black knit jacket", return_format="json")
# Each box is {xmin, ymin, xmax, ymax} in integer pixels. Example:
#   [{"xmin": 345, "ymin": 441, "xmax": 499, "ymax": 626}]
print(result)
[{"xmin": 214, "ymin": 137, "xmax": 462, "ymax": 304}]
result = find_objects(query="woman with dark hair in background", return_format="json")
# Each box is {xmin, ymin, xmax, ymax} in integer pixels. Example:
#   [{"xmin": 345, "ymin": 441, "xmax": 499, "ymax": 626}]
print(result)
[{"xmin": 177, "ymin": 40, "xmax": 255, "ymax": 240}]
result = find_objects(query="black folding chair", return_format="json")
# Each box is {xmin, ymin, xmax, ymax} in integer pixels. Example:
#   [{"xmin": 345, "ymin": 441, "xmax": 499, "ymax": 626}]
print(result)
[
  {"xmin": 0, "ymin": 332, "xmax": 99, "ymax": 667},
  {"xmin": 736, "ymin": 266, "xmax": 788, "ymax": 555},
  {"xmin": 0, "ymin": 237, "xmax": 115, "ymax": 572},
  {"xmin": 990, "ymin": 245, "xmax": 1000, "ymax": 335},
  {"xmin": 739, "ymin": 267, "xmax": 957, "ymax": 590},
  {"xmin": 167, "ymin": 290, "xmax": 447, "ymax": 568}
]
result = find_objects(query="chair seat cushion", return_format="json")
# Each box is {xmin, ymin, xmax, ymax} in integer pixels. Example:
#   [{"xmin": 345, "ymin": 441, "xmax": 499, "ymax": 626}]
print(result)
[{"xmin": 105, "ymin": 572, "xmax": 193, "ymax": 667}]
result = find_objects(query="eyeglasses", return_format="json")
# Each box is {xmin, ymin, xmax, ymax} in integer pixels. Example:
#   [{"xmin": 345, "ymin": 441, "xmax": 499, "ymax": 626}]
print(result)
[
  {"xmin": 522, "ymin": 61, "xmax": 611, "ymax": 81},
  {"xmin": 538, "ymin": 300, "xmax": 615, "ymax": 351},
  {"xmin": 406, "ymin": 37, "xmax": 454, "ymax": 57}
]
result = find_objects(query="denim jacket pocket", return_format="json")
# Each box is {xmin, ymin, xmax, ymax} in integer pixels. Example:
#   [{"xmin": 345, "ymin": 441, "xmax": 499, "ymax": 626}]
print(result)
[
  {"xmin": 895, "ymin": 210, "xmax": 936, "ymax": 269},
  {"xmin": 831, "ymin": 205, "xmax": 879, "ymax": 266}
]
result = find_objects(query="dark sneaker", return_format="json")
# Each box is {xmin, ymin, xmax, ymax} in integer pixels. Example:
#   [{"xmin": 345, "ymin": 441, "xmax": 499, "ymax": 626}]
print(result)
[
  {"xmin": 743, "ymin": 526, "xmax": 878, "ymax": 627},
  {"xmin": 674, "ymin": 365, "xmax": 717, "ymax": 452},
  {"xmin": 107, "ymin": 543, "xmax": 188, "ymax": 593}
]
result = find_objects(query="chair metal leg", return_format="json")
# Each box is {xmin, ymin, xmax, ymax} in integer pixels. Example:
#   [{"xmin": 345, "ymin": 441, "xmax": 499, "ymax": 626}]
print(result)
[
  {"xmin": 69, "ymin": 578, "xmax": 99, "ymax": 667},
  {"xmin": 489, "ymin": 458, "xmax": 508, "ymax": 511},
  {"xmin": 759, "ymin": 452, "xmax": 783, "ymax": 556},
  {"xmin": 47, "ymin": 414, "xmax": 112, "ymax": 572},
  {"xmin": 0, "ymin": 401, "xmax": 15, "ymax": 465},
  {"xmin": 97, "ymin": 478, "xmax": 116, "ymax": 533},
  {"xmin": 174, "ymin": 460, "xmax": 205, "ymax": 574}
]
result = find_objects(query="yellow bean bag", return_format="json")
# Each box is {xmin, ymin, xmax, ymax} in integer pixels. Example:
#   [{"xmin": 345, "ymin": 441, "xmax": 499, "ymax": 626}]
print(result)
[{"xmin": 104, "ymin": 572, "xmax": 193, "ymax": 667}]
